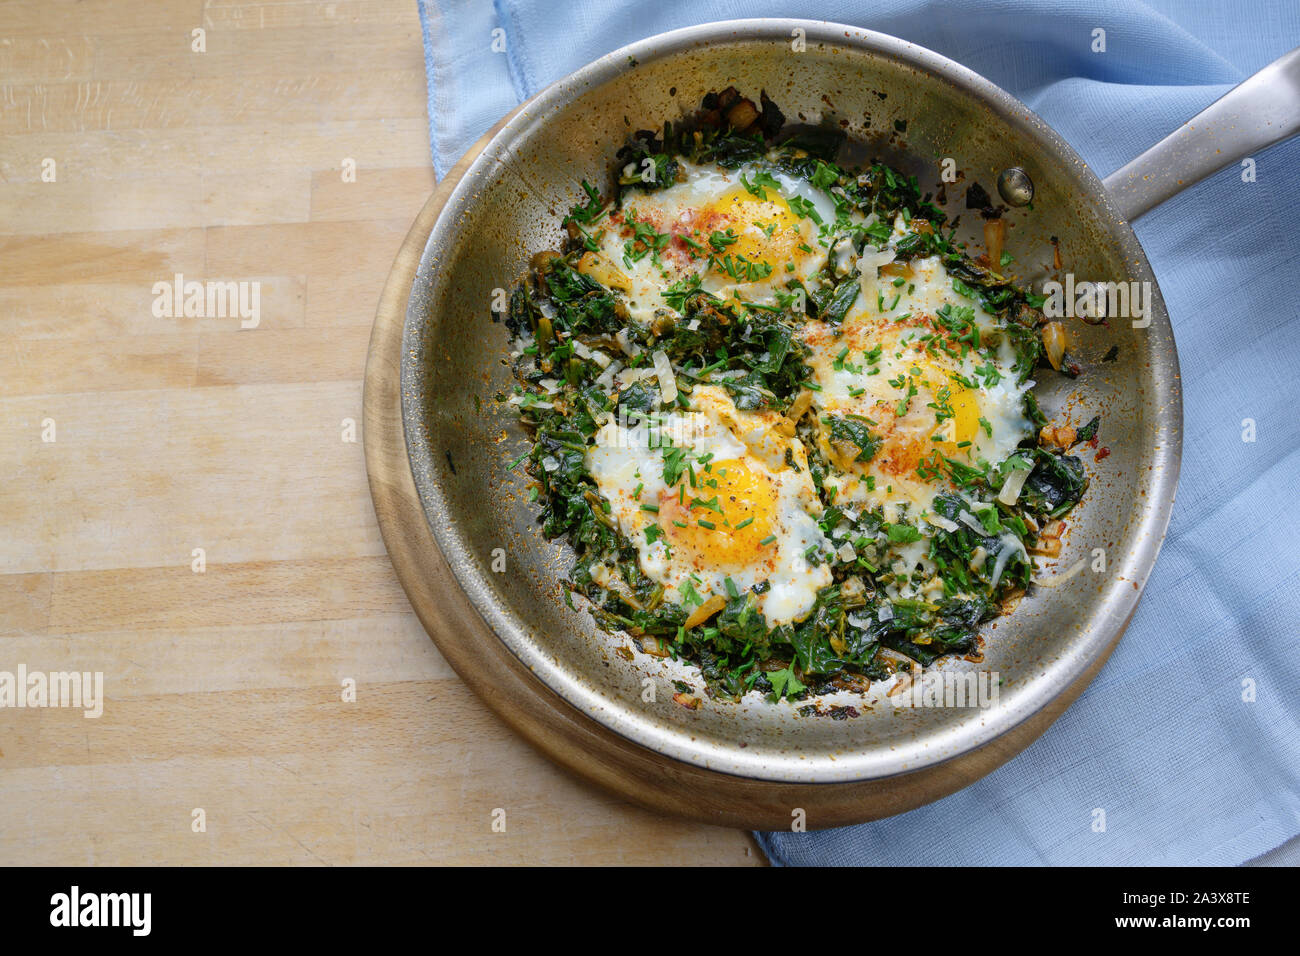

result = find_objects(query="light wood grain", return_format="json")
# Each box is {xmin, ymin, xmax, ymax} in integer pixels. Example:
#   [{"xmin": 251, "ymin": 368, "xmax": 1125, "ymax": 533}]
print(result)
[{"xmin": 0, "ymin": 0, "xmax": 760, "ymax": 865}]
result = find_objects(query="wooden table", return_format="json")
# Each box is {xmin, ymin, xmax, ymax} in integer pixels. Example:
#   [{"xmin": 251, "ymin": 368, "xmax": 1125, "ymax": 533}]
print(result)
[{"xmin": 0, "ymin": 0, "xmax": 760, "ymax": 865}]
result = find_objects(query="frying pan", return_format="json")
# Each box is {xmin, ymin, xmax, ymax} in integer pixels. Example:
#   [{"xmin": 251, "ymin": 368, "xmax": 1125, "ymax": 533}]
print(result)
[{"xmin": 366, "ymin": 21, "xmax": 1300, "ymax": 828}]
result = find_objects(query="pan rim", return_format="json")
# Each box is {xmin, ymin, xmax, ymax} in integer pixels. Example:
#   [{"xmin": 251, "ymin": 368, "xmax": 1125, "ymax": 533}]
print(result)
[{"xmin": 399, "ymin": 18, "xmax": 1184, "ymax": 784}]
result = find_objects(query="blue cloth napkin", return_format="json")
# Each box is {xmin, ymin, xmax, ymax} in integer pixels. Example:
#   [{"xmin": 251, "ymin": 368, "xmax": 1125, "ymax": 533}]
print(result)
[{"xmin": 418, "ymin": 0, "xmax": 1300, "ymax": 865}]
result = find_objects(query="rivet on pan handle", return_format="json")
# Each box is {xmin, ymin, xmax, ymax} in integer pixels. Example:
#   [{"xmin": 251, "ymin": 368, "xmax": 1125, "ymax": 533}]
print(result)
[
  {"xmin": 1102, "ymin": 45, "xmax": 1300, "ymax": 223},
  {"xmin": 997, "ymin": 167, "xmax": 1034, "ymax": 206}
]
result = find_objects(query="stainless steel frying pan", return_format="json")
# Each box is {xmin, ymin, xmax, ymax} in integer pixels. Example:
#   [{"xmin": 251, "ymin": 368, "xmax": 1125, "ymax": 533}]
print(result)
[{"xmin": 385, "ymin": 21, "xmax": 1300, "ymax": 797}]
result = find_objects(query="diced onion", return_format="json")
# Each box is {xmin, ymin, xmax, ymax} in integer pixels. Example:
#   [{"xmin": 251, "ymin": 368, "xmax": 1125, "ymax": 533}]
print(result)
[
  {"xmin": 927, "ymin": 514, "xmax": 959, "ymax": 533},
  {"xmin": 878, "ymin": 603, "xmax": 894, "ymax": 622},
  {"xmin": 984, "ymin": 218, "xmax": 1006, "ymax": 271},
  {"xmin": 989, "ymin": 533, "xmax": 1028, "ymax": 589},
  {"xmin": 652, "ymin": 349, "xmax": 677, "ymax": 406},
  {"xmin": 616, "ymin": 366, "xmax": 655, "ymax": 385},
  {"xmin": 997, "ymin": 463, "xmax": 1033, "ymax": 505},
  {"xmin": 1043, "ymin": 322, "xmax": 1067, "ymax": 371},
  {"xmin": 856, "ymin": 245, "xmax": 897, "ymax": 301},
  {"xmin": 571, "ymin": 339, "xmax": 610, "ymax": 369},
  {"xmin": 1034, "ymin": 559, "xmax": 1087, "ymax": 587},
  {"xmin": 594, "ymin": 361, "xmax": 622, "ymax": 390},
  {"xmin": 615, "ymin": 328, "xmax": 640, "ymax": 357},
  {"xmin": 958, "ymin": 510, "xmax": 987, "ymax": 535},
  {"xmin": 837, "ymin": 541, "xmax": 857, "ymax": 563},
  {"xmin": 683, "ymin": 594, "xmax": 726, "ymax": 629},
  {"xmin": 832, "ymin": 236, "xmax": 856, "ymax": 276},
  {"xmin": 785, "ymin": 389, "xmax": 814, "ymax": 425}
]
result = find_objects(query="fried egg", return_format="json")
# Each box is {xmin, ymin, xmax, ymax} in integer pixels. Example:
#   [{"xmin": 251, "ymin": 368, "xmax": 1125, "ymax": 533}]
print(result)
[
  {"xmin": 586, "ymin": 384, "xmax": 832, "ymax": 625},
  {"xmin": 801, "ymin": 251, "xmax": 1032, "ymax": 519},
  {"xmin": 583, "ymin": 161, "xmax": 839, "ymax": 323}
]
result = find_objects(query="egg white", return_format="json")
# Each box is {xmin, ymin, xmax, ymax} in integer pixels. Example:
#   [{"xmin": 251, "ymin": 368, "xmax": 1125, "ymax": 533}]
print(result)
[
  {"xmin": 800, "ymin": 248, "xmax": 1033, "ymax": 522},
  {"xmin": 572, "ymin": 165, "xmax": 1036, "ymax": 621},
  {"xmin": 583, "ymin": 160, "xmax": 841, "ymax": 325},
  {"xmin": 585, "ymin": 385, "xmax": 832, "ymax": 625}
]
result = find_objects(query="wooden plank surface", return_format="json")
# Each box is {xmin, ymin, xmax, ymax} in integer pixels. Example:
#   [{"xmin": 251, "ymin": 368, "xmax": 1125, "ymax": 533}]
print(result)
[{"xmin": 0, "ymin": 0, "xmax": 761, "ymax": 866}]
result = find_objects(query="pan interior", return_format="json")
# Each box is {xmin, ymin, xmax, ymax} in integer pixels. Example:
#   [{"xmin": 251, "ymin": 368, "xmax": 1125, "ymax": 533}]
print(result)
[{"xmin": 400, "ymin": 22, "xmax": 1180, "ymax": 783}]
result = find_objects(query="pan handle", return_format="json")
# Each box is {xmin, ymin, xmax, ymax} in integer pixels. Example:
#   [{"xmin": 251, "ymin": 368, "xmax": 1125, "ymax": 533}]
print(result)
[{"xmin": 1102, "ymin": 45, "xmax": 1300, "ymax": 222}]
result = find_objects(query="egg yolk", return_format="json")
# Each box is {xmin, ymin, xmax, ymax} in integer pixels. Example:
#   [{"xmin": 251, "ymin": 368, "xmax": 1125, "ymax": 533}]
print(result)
[
  {"xmin": 899, "ymin": 355, "xmax": 981, "ymax": 460},
  {"xmin": 695, "ymin": 186, "xmax": 802, "ymax": 275},
  {"xmin": 835, "ymin": 368, "xmax": 982, "ymax": 483},
  {"xmin": 932, "ymin": 383, "xmax": 980, "ymax": 457},
  {"xmin": 657, "ymin": 458, "xmax": 776, "ymax": 568}
]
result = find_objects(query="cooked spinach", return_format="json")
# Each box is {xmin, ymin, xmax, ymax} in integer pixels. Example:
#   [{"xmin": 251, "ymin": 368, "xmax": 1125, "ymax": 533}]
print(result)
[{"xmin": 499, "ymin": 89, "xmax": 1096, "ymax": 703}]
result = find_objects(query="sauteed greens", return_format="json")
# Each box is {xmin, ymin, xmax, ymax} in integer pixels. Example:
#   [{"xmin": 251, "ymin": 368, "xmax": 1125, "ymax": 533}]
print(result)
[{"xmin": 499, "ymin": 89, "xmax": 1092, "ymax": 703}]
